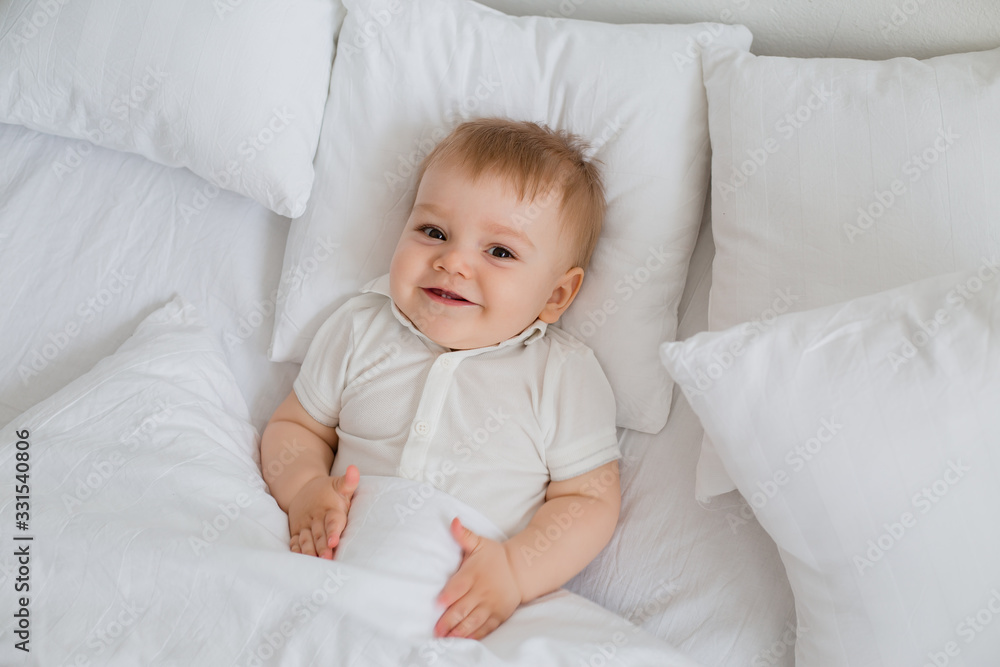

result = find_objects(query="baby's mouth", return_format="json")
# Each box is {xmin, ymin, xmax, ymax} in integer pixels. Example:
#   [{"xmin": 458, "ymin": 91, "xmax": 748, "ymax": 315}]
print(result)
[{"xmin": 423, "ymin": 287, "xmax": 473, "ymax": 304}]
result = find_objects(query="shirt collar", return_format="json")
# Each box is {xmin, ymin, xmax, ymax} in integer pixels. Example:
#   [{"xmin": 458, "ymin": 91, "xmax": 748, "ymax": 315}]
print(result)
[{"xmin": 360, "ymin": 273, "xmax": 548, "ymax": 352}]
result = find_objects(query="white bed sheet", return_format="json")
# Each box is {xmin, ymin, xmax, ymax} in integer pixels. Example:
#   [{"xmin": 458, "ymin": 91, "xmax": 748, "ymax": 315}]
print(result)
[
  {"xmin": 0, "ymin": 121, "xmax": 297, "ymax": 432},
  {"xmin": 0, "ymin": 120, "xmax": 794, "ymax": 665}
]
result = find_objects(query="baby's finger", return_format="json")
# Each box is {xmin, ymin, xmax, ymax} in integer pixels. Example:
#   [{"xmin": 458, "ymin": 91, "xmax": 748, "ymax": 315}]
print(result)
[
  {"xmin": 469, "ymin": 615, "xmax": 502, "ymax": 641},
  {"xmin": 447, "ymin": 604, "xmax": 491, "ymax": 639},
  {"xmin": 310, "ymin": 519, "xmax": 332, "ymax": 559},
  {"xmin": 324, "ymin": 511, "xmax": 348, "ymax": 549},
  {"xmin": 437, "ymin": 570, "xmax": 473, "ymax": 608},
  {"xmin": 298, "ymin": 527, "xmax": 319, "ymax": 557},
  {"xmin": 435, "ymin": 594, "xmax": 477, "ymax": 638},
  {"xmin": 334, "ymin": 465, "xmax": 360, "ymax": 501}
]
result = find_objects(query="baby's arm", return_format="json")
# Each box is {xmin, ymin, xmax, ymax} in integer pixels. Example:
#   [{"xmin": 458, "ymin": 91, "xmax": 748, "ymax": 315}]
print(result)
[
  {"xmin": 261, "ymin": 390, "xmax": 359, "ymax": 559},
  {"xmin": 434, "ymin": 460, "xmax": 621, "ymax": 639}
]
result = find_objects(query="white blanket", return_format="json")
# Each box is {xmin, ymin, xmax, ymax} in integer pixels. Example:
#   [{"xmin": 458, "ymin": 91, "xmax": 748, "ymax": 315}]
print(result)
[{"xmin": 0, "ymin": 299, "xmax": 704, "ymax": 666}]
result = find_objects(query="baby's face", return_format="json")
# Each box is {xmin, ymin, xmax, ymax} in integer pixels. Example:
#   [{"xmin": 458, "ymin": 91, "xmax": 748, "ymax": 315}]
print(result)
[{"xmin": 389, "ymin": 159, "xmax": 579, "ymax": 350}]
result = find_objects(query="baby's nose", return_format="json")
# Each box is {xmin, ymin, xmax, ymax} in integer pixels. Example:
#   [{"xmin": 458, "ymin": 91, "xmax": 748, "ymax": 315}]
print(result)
[{"xmin": 434, "ymin": 246, "xmax": 473, "ymax": 275}]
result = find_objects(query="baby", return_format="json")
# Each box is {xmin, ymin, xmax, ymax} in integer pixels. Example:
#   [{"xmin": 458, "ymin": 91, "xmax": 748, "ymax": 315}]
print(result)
[{"xmin": 260, "ymin": 118, "xmax": 621, "ymax": 642}]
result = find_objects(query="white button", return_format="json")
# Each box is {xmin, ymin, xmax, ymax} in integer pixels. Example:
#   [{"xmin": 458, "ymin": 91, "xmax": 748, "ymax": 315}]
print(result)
[
  {"xmin": 414, "ymin": 420, "xmax": 431, "ymax": 436},
  {"xmin": 440, "ymin": 357, "xmax": 453, "ymax": 369}
]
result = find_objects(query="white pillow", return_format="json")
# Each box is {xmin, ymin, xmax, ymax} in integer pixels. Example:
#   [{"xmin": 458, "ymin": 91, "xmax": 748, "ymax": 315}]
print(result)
[
  {"xmin": 697, "ymin": 44, "xmax": 1000, "ymax": 496},
  {"xmin": 268, "ymin": 0, "xmax": 752, "ymax": 434},
  {"xmin": 0, "ymin": 0, "xmax": 342, "ymax": 218},
  {"xmin": 660, "ymin": 266, "xmax": 1000, "ymax": 666}
]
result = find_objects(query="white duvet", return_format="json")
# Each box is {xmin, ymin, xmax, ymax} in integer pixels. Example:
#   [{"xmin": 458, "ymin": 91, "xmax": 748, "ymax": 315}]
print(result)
[{"xmin": 0, "ymin": 298, "xmax": 704, "ymax": 667}]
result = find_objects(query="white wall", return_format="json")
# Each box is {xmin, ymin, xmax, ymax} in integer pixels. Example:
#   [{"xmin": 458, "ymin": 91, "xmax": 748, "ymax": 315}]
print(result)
[{"xmin": 479, "ymin": 0, "xmax": 1000, "ymax": 59}]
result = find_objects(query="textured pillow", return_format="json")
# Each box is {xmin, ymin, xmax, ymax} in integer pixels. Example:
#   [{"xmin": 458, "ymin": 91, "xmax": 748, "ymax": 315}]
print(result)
[
  {"xmin": 0, "ymin": 0, "xmax": 342, "ymax": 217},
  {"xmin": 696, "ymin": 44, "xmax": 1000, "ymax": 496},
  {"xmin": 268, "ymin": 0, "xmax": 752, "ymax": 434},
  {"xmin": 660, "ymin": 266, "xmax": 1000, "ymax": 666}
]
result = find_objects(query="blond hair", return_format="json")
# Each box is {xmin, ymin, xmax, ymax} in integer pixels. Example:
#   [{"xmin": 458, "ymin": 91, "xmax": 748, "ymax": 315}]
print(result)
[{"xmin": 415, "ymin": 118, "xmax": 606, "ymax": 270}]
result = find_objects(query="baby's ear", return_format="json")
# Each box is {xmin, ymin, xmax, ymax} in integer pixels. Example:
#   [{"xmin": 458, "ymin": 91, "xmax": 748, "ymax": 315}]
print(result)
[{"xmin": 539, "ymin": 267, "xmax": 584, "ymax": 324}]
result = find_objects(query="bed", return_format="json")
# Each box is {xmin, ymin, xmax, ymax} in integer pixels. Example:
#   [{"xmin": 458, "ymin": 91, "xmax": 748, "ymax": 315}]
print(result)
[{"xmin": 1, "ymin": 0, "xmax": 998, "ymax": 665}]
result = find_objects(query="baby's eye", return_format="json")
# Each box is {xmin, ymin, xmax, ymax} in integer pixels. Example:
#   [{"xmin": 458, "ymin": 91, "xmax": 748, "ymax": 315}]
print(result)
[
  {"xmin": 488, "ymin": 246, "xmax": 516, "ymax": 260},
  {"xmin": 417, "ymin": 225, "xmax": 445, "ymax": 240}
]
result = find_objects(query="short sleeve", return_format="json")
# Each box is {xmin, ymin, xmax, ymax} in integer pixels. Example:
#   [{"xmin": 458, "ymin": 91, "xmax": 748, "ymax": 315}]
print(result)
[
  {"xmin": 541, "ymin": 341, "xmax": 621, "ymax": 481},
  {"xmin": 292, "ymin": 304, "xmax": 355, "ymax": 428}
]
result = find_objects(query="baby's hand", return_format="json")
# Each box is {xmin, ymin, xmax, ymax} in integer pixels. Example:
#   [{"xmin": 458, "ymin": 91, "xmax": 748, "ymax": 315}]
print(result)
[
  {"xmin": 287, "ymin": 465, "xmax": 360, "ymax": 559},
  {"xmin": 434, "ymin": 518, "xmax": 523, "ymax": 640}
]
